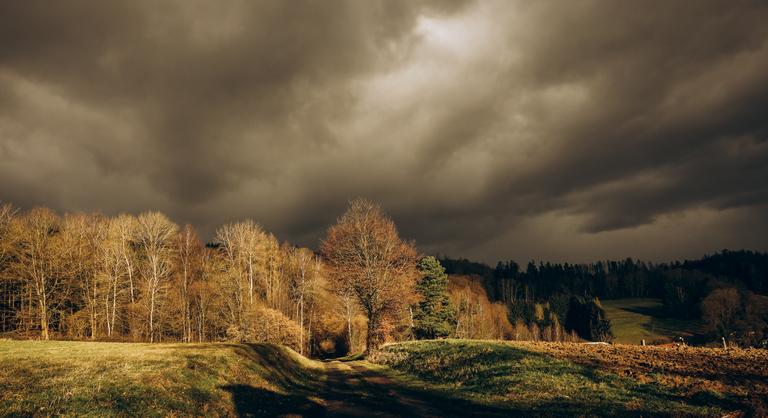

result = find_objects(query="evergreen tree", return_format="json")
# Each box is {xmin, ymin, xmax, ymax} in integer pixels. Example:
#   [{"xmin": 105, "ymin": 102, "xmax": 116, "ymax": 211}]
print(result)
[
  {"xmin": 413, "ymin": 256, "xmax": 457, "ymax": 339},
  {"xmin": 588, "ymin": 298, "xmax": 613, "ymax": 342},
  {"xmin": 565, "ymin": 296, "xmax": 613, "ymax": 342}
]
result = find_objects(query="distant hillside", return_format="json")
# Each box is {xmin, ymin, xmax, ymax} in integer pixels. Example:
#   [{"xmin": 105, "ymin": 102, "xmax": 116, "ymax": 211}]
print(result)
[
  {"xmin": 439, "ymin": 250, "xmax": 768, "ymax": 346},
  {"xmin": 440, "ymin": 250, "xmax": 768, "ymax": 300},
  {"xmin": 601, "ymin": 298, "xmax": 705, "ymax": 344},
  {"xmin": 682, "ymin": 250, "xmax": 768, "ymax": 294}
]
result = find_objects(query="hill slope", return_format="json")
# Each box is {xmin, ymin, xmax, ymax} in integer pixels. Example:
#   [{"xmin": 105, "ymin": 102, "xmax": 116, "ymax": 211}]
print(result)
[
  {"xmin": 601, "ymin": 298, "xmax": 705, "ymax": 344},
  {"xmin": 0, "ymin": 340, "xmax": 325, "ymax": 417},
  {"xmin": 370, "ymin": 339, "xmax": 768, "ymax": 416}
]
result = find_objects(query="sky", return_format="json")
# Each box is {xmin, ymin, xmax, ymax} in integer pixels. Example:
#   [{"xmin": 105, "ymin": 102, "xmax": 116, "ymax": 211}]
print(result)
[{"xmin": 1, "ymin": 0, "xmax": 767, "ymax": 264}]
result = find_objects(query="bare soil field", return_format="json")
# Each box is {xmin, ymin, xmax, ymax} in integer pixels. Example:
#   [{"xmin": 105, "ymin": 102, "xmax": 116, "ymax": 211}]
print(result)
[{"xmin": 522, "ymin": 341, "xmax": 768, "ymax": 414}]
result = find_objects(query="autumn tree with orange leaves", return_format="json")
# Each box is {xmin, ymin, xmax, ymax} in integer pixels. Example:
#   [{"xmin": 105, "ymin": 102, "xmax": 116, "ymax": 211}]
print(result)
[{"xmin": 321, "ymin": 199, "xmax": 419, "ymax": 352}]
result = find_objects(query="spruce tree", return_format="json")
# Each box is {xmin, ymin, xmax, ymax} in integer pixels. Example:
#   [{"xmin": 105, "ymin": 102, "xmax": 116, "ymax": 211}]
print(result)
[{"xmin": 413, "ymin": 256, "xmax": 457, "ymax": 339}]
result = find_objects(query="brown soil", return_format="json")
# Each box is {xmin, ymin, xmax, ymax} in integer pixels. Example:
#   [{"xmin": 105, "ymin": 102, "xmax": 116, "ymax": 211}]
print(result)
[{"xmin": 514, "ymin": 341, "xmax": 768, "ymax": 416}]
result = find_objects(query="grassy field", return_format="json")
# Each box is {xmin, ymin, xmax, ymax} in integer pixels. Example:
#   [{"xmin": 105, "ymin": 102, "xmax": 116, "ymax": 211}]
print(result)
[
  {"xmin": 2, "ymin": 339, "xmax": 767, "ymax": 417},
  {"xmin": 0, "ymin": 340, "xmax": 325, "ymax": 417},
  {"xmin": 0, "ymin": 340, "xmax": 531, "ymax": 417},
  {"xmin": 601, "ymin": 298, "xmax": 704, "ymax": 344},
  {"xmin": 370, "ymin": 339, "xmax": 768, "ymax": 416}
]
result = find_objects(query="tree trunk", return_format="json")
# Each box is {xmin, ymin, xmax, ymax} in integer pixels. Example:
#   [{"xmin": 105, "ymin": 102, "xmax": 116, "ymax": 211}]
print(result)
[
  {"xmin": 248, "ymin": 258, "xmax": 254, "ymax": 306},
  {"xmin": 39, "ymin": 292, "xmax": 49, "ymax": 340},
  {"xmin": 149, "ymin": 285, "xmax": 156, "ymax": 343},
  {"xmin": 307, "ymin": 309, "xmax": 313, "ymax": 357},
  {"xmin": 125, "ymin": 254, "xmax": 135, "ymax": 304},
  {"xmin": 299, "ymin": 296, "xmax": 304, "ymax": 355},
  {"xmin": 105, "ymin": 291, "xmax": 112, "ymax": 337},
  {"xmin": 26, "ymin": 286, "xmax": 32, "ymax": 334},
  {"xmin": 91, "ymin": 280, "xmax": 98, "ymax": 340},
  {"xmin": 182, "ymin": 264, "xmax": 189, "ymax": 342},
  {"xmin": 346, "ymin": 302, "xmax": 353, "ymax": 352},
  {"xmin": 37, "ymin": 277, "xmax": 49, "ymax": 340},
  {"xmin": 110, "ymin": 277, "xmax": 118, "ymax": 336},
  {"xmin": 365, "ymin": 313, "xmax": 380, "ymax": 353},
  {"xmin": 408, "ymin": 306, "xmax": 414, "ymax": 339}
]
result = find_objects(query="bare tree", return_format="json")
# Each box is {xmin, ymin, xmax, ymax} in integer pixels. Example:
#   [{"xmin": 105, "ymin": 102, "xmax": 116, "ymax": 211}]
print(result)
[
  {"xmin": 176, "ymin": 224, "xmax": 202, "ymax": 342},
  {"xmin": 61, "ymin": 213, "xmax": 103, "ymax": 339},
  {"xmin": 321, "ymin": 199, "xmax": 419, "ymax": 352},
  {"xmin": 190, "ymin": 246, "xmax": 225, "ymax": 342},
  {"xmin": 216, "ymin": 220, "xmax": 288, "ymax": 339},
  {"xmin": 262, "ymin": 236, "xmax": 285, "ymax": 311},
  {"xmin": 135, "ymin": 212, "xmax": 177, "ymax": 342},
  {"xmin": 94, "ymin": 217, "xmax": 132, "ymax": 338},
  {"xmin": 287, "ymin": 247, "xmax": 320, "ymax": 355},
  {"xmin": 111, "ymin": 214, "xmax": 142, "ymax": 339},
  {"xmin": 0, "ymin": 203, "xmax": 19, "ymax": 333},
  {"xmin": 216, "ymin": 223, "xmax": 249, "ymax": 337},
  {"xmin": 702, "ymin": 287, "xmax": 742, "ymax": 337},
  {"xmin": 339, "ymin": 289, "xmax": 357, "ymax": 351},
  {"xmin": 11, "ymin": 208, "xmax": 66, "ymax": 340},
  {"xmin": 0, "ymin": 203, "xmax": 16, "ymax": 269},
  {"xmin": 113, "ymin": 214, "xmax": 138, "ymax": 304},
  {"xmin": 216, "ymin": 221, "xmax": 264, "ymax": 308}
]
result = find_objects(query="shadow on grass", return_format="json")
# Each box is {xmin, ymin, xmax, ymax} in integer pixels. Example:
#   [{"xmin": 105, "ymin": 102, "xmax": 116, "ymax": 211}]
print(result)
[
  {"xmin": 620, "ymin": 305, "xmax": 666, "ymax": 318},
  {"xmin": 225, "ymin": 343, "xmax": 519, "ymax": 417},
  {"xmin": 324, "ymin": 362, "xmax": 518, "ymax": 417},
  {"xmin": 326, "ymin": 352, "xmax": 365, "ymax": 362},
  {"xmin": 221, "ymin": 342, "xmax": 752, "ymax": 417},
  {"xmin": 222, "ymin": 384, "xmax": 324, "ymax": 418},
  {"xmin": 618, "ymin": 305, "xmax": 703, "ymax": 338},
  {"xmin": 216, "ymin": 344, "xmax": 325, "ymax": 417},
  {"xmin": 240, "ymin": 343, "xmax": 323, "ymax": 390}
]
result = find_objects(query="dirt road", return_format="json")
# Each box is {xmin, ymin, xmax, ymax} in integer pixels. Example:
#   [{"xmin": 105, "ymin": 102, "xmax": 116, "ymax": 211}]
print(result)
[
  {"xmin": 318, "ymin": 360, "xmax": 514, "ymax": 418},
  {"xmin": 228, "ymin": 358, "xmax": 513, "ymax": 417}
]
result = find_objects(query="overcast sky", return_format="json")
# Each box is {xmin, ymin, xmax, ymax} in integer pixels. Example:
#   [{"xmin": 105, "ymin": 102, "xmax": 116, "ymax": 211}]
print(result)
[{"xmin": 1, "ymin": 0, "xmax": 767, "ymax": 264}]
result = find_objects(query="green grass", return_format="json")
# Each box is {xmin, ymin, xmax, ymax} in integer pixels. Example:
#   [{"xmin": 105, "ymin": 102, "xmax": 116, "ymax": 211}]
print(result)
[
  {"xmin": 2, "ymin": 338, "xmax": 756, "ymax": 417},
  {"xmin": 0, "ymin": 340, "xmax": 323, "ymax": 417},
  {"xmin": 601, "ymin": 298, "xmax": 704, "ymax": 344},
  {"xmin": 370, "ymin": 339, "xmax": 729, "ymax": 416}
]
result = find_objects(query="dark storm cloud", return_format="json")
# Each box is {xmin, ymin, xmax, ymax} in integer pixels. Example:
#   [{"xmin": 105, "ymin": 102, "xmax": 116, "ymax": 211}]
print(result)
[{"xmin": 1, "ymin": 0, "xmax": 767, "ymax": 263}]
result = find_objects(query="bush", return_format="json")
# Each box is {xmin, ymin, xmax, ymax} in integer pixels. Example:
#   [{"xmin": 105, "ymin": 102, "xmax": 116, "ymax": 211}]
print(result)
[{"xmin": 249, "ymin": 306, "xmax": 303, "ymax": 352}]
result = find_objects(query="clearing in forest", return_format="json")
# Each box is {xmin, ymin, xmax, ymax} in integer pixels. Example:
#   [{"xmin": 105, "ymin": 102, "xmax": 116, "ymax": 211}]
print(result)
[{"xmin": 601, "ymin": 298, "xmax": 704, "ymax": 344}]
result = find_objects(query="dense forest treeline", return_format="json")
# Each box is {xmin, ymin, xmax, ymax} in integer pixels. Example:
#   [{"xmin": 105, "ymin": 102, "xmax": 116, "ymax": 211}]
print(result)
[
  {"xmin": 440, "ymin": 250, "xmax": 768, "ymax": 346},
  {"xmin": 0, "ymin": 200, "xmax": 525, "ymax": 355},
  {"xmin": 1, "ymin": 198, "xmax": 766, "ymax": 351},
  {"xmin": 0, "ymin": 204, "xmax": 330, "ymax": 353},
  {"xmin": 0, "ymin": 200, "xmax": 428, "ymax": 355}
]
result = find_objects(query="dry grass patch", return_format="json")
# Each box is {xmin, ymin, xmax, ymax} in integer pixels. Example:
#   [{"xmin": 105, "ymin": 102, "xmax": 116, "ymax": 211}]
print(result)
[{"xmin": 0, "ymin": 340, "xmax": 323, "ymax": 417}]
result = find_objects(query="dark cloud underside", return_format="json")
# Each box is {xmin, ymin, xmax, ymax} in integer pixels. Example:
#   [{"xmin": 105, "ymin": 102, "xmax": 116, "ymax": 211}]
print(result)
[{"xmin": 1, "ymin": 0, "xmax": 767, "ymax": 263}]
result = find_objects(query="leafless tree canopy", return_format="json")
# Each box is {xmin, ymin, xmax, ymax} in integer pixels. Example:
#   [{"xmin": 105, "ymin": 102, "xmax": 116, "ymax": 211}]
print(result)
[
  {"xmin": 0, "ymin": 204, "xmax": 331, "ymax": 352},
  {"xmin": 321, "ymin": 199, "xmax": 419, "ymax": 351},
  {"xmin": 0, "ymin": 200, "xmax": 420, "ymax": 354}
]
